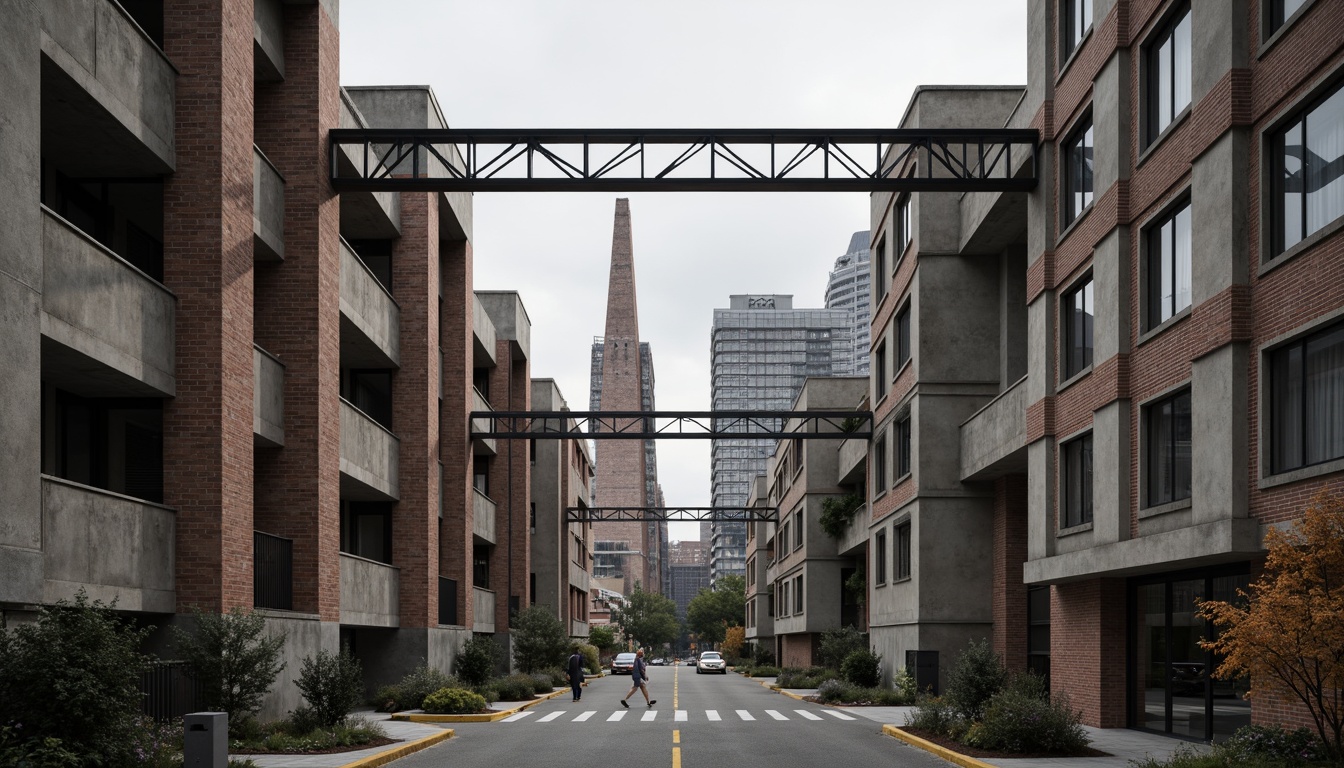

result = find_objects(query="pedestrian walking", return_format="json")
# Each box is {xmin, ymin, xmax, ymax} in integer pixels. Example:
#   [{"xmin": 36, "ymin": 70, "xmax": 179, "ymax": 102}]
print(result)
[
  {"xmin": 620, "ymin": 648, "xmax": 655, "ymax": 708},
  {"xmin": 567, "ymin": 645, "xmax": 586, "ymax": 702}
]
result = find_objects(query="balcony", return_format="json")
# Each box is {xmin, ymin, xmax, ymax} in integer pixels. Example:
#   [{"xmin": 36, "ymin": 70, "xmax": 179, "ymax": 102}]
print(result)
[
  {"xmin": 336, "ymin": 91, "xmax": 400, "ymax": 239},
  {"xmin": 339, "ymin": 238, "xmax": 399, "ymax": 368},
  {"xmin": 253, "ymin": 531, "xmax": 292, "ymax": 610},
  {"xmin": 835, "ymin": 502, "xmax": 869, "ymax": 557},
  {"xmin": 253, "ymin": 147, "xmax": 285, "ymax": 261},
  {"xmin": 41, "ymin": 207, "xmax": 175, "ymax": 397},
  {"xmin": 41, "ymin": 475, "xmax": 174, "ymax": 612},
  {"xmin": 471, "ymin": 388, "xmax": 496, "ymax": 456},
  {"xmin": 472, "ymin": 295, "xmax": 497, "ymax": 366},
  {"xmin": 472, "ymin": 489, "xmax": 496, "ymax": 544},
  {"xmin": 959, "ymin": 375, "xmax": 1028, "ymax": 482},
  {"xmin": 837, "ymin": 436, "xmax": 868, "ymax": 486},
  {"xmin": 340, "ymin": 553, "xmax": 399, "ymax": 627},
  {"xmin": 253, "ymin": 345, "xmax": 284, "ymax": 447},
  {"xmin": 570, "ymin": 619, "xmax": 589, "ymax": 638},
  {"xmin": 472, "ymin": 587, "xmax": 496, "ymax": 633},
  {"xmin": 253, "ymin": 0, "xmax": 284, "ymax": 82},
  {"xmin": 568, "ymin": 561, "xmax": 591, "ymax": 594},
  {"xmin": 40, "ymin": 0, "xmax": 175, "ymax": 174},
  {"xmin": 340, "ymin": 399, "xmax": 399, "ymax": 501}
]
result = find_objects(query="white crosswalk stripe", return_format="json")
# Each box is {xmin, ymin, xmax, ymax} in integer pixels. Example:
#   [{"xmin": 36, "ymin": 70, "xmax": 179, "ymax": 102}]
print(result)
[
  {"xmin": 538, "ymin": 711, "xmax": 564, "ymax": 722},
  {"xmin": 794, "ymin": 710, "xmax": 823, "ymax": 720},
  {"xmin": 823, "ymin": 710, "xmax": 855, "ymax": 721},
  {"xmin": 641, "ymin": 710, "xmax": 657, "ymax": 721},
  {"xmin": 675, "ymin": 710, "xmax": 688, "ymax": 721},
  {"xmin": 511, "ymin": 706, "xmax": 858, "ymax": 724},
  {"xmin": 736, "ymin": 710, "xmax": 755, "ymax": 721},
  {"xmin": 573, "ymin": 711, "xmax": 596, "ymax": 721},
  {"xmin": 706, "ymin": 710, "xmax": 721, "ymax": 721},
  {"xmin": 502, "ymin": 712, "xmax": 532, "ymax": 722},
  {"xmin": 607, "ymin": 710, "xmax": 626, "ymax": 721},
  {"xmin": 765, "ymin": 710, "xmax": 788, "ymax": 720}
]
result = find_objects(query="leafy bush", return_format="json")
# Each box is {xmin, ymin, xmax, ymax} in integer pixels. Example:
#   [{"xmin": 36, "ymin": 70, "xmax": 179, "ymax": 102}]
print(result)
[
  {"xmin": 905, "ymin": 696, "xmax": 966, "ymax": 740},
  {"xmin": 511, "ymin": 606, "xmax": 570, "ymax": 673},
  {"xmin": 817, "ymin": 679, "xmax": 859, "ymax": 703},
  {"xmin": 1126, "ymin": 744, "xmax": 1224, "ymax": 768},
  {"xmin": 775, "ymin": 667, "xmax": 841, "ymax": 688},
  {"xmin": 820, "ymin": 494, "xmax": 864, "ymax": 539},
  {"xmin": 0, "ymin": 724, "xmax": 82, "ymax": 768},
  {"xmin": 893, "ymin": 668, "xmax": 919, "ymax": 701},
  {"xmin": 372, "ymin": 663, "xmax": 456, "ymax": 712},
  {"xmin": 173, "ymin": 607, "xmax": 286, "ymax": 727},
  {"xmin": 456, "ymin": 635, "xmax": 502, "ymax": 686},
  {"xmin": 423, "ymin": 687, "xmax": 487, "ymax": 715},
  {"xmin": 495, "ymin": 673, "xmax": 541, "ymax": 701},
  {"xmin": 1219, "ymin": 725, "xmax": 1328, "ymax": 764},
  {"xmin": 230, "ymin": 717, "xmax": 387, "ymax": 752},
  {"xmin": 745, "ymin": 665, "xmax": 779, "ymax": 677},
  {"xmin": 751, "ymin": 644, "xmax": 776, "ymax": 666},
  {"xmin": 964, "ymin": 685, "xmax": 1087, "ymax": 754},
  {"xmin": 472, "ymin": 684, "xmax": 499, "ymax": 704},
  {"xmin": 588, "ymin": 625, "xmax": 617, "ymax": 654},
  {"xmin": 818, "ymin": 626, "xmax": 868, "ymax": 670},
  {"xmin": 816, "ymin": 680, "xmax": 911, "ymax": 705},
  {"xmin": 841, "ymin": 649, "xmax": 882, "ymax": 688},
  {"xmin": 945, "ymin": 638, "xmax": 1007, "ymax": 722},
  {"xmin": 0, "ymin": 591, "xmax": 151, "ymax": 764},
  {"xmin": 578, "ymin": 644, "xmax": 601, "ymax": 674},
  {"xmin": 295, "ymin": 647, "xmax": 364, "ymax": 728},
  {"xmin": 532, "ymin": 671, "xmax": 561, "ymax": 693}
]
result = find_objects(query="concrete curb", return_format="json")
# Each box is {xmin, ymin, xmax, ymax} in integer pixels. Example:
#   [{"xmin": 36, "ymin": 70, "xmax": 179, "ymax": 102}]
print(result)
[
  {"xmin": 392, "ymin": 685, "xmax": 578, "ymax": 723},
  {"xmin": 882, "ymin": 725, "xmax": 997, "ymax": 768},
  {"xmin": 336, "ymin": 728, "xmax": 455, "ymax": 768},
  {"xmin": 757, "ymin": 678, "xmax": 809, "ymax": 701}
]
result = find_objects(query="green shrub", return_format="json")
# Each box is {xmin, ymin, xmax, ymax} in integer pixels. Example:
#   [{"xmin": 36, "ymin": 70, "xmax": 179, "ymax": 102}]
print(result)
[
  {"xmin": 945, "ymin": 638, "xmax": 1007, "ymax": 722},
  {"xmin": 963, "ymin": 686, "xmax": 1088, "ymax": 754},
  {"xmin": 820, "ymin": 494, "xmax": 864, "ymax": 539},
  {"xmin": 1218, "ymin": 725, "xmax": 1328, "ymax": 765},
  {"xmin": 542, "ymin": 667, "xmax": 569, "ymax": 688},
  {"xmin": 818, "ymin": 626, "xmax": 868, "ymax": 670},
  {"xmin": 531, "ymin": 671, "xmax": 559, "ymax": 693},
  {"xmin": 511, "ymin": 606, "xmax": 570, "ymax": 673},
  {"xmin": 751, "ymin": 644, "xmax": 777, "ymax": 666},
  {"xmin": 0, "ymin": 591, "xmax": 151, "ymax": 764},
  {"xmin": 232, "ymin": 718, "xmax": 387, "ymax": 752},
  {"xmin": 473, "ymin": 684, "xmax": 499, "ymax": 703},
  {"xmin": 172, "ymin": 607, "xmax": 286, "ymax": 728},
  {"xmin": 579, "ymin": 644, "xmax": 601, "ymax": 674},
  {"xmin": 841, "ymin": 649, "xmax": 882, "ymax": 688},
  {"xmin": 905, "ymin": 695, "xmax": 963, "ymax": 738},
  {"xmin": 893, "ymin": 668, "xmax": 919, "ymax": 701},
  {"xmin": 1126, "ymin": 744, "xmax": 1225, "ymax": 768},
  {"xmin": 422, "ymin": 687, "xmax": 487, "ymax": 715},
  {"xmin": 816, "ymin": 680, "xmax": 911, "ymax": 706},
  {"xmin": 775, "ymin": 667, "xmax": 841, "ymax": 688},
  {"xmin": 371, "ymin": 664, "xmax": 457, "ymax": 712},
  {"xmin": 746, "ymin": 665, "xmax": 780, "ymax": 677},
  {"xmin": 456, "ymin": 636, "xmax": 502, "ymax": 686},
  {"xmin": 496, "ymin": 673, "xmax": 541, "ymax": 701},
  {"xmin": 0, "ymin": 724, "xmax": 82, "ymax": 768},
  {"xmin": 295, "ymin": 647, "xmax": 364, "ymax": 728}
]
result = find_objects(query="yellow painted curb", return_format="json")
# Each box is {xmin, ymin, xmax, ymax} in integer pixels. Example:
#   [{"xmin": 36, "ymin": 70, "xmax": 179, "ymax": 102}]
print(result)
[
  {"xmin": 758, "ymin": 679, "xmax": 808, "ymax": 701},
  {"xmin": 392, "ymin": 686, "xmax": 575, "ymax": 723},
  {"xmin": 337, "ymin": 728, "xmax": 454, "ymax": 768},
  {"xmin": 882, "ymin": 725, "xmax": 997, "ymax": 768}
]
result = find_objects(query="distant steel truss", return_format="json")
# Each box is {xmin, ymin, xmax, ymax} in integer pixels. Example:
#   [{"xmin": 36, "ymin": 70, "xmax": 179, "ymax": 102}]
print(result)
[
  {"xmin": 470, "ymin": 410, "xmax": 872, "ymax": 439},
  {"xmin": 567, "ymin": 507, "xmax": 778, "ymax": 524}
]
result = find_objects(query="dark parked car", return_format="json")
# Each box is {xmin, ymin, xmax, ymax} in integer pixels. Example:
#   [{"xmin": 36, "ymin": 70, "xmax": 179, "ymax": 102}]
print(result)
[{"xmin": 611, "ymin": 652, "xmax": 637, "ymax": 674}]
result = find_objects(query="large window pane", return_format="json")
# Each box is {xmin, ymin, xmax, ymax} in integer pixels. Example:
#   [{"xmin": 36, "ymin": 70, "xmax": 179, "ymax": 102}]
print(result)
[
  {"xmin": 1065, "ymin": 123, "xmax": 1095, "ymax": 224},
  {"xmin": 1147, "ymin": 389, "xmax": 1192, "ymax": 507},
  {"xmin": 1173, "ymin": 206, "xmax": 1192, "ymax": 315},
  {"xmin": 1278, "ymin": 121, "xmax": 1305, "ymax": 253},
  {"xmin": 1304, "ymin": 323, "xmax": 1344, "ymax": 465},
  {"xmin": 1065, "ymin": 279, "xmax": 1094, "ymax": 377},
  {"xmin": 1134, "ymin": 583, "xmax": 1167, "ymax": 732},
  {"xmin": 1063, "ymin": 434, "xmax": 1093, "ymax": 527},
  {"xmin": 1306, "ymin": 87, "xmax": 1344, "ymax": 235},
  {"xmin": 1170, "ymin": 579, "xmax": 1206, "ymax": 741}
]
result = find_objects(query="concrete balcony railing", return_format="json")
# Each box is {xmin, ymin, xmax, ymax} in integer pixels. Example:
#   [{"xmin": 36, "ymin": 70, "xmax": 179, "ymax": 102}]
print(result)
[
  {"xmin": 472, "ymin": 489, "xmax": 496, "ymax": 544},
  {"xmin": 41, "ymin": 475, "xmax": 175, "ymax": 613},
  {"xmin": 340, "ymin": 399, "xmax": 400, "ymax": 500},
  {"xmin": 253, "ymin": 345, "xmax": 284, "ymax": 447},
  {"xmin": 339, "ymin": 553, "xmax": 399, "ymax": 627},
  {"xmin": 837, "ymin": 435, "xmax": 868, "ymax": 486},
  {"xmin": 253, "ymin": 0, "xmax": 284, "ymax": 82},
  {"xmin": 835, "ymin": 502, "xmax": 869, "ymax": 557},
  {"xmin": 41, "ymin": 207, "xmax": 175, "ymax": 396},
  {"xmin": 40, "ymin": 0, "xmax": 175, "ymax": 171},
  {"xmin": 568, "ymin": 561, "xmax": 590, "ymax": 594},
  {"xmin": 472, "ymin": 294, "xmax": 497, "ymax": 367},
  {"xmin": 471, "ymin": 387, "xmax": 496, "ymax": 456},
  {"xmin": 473, "ymin": 587, "xmax": 496, "ymax": 633},
  {"xmin": 335, "ymin": 91, "xmax": 400, "ymax": 239},
  {"xmin": 959, "ymin": 375, "xmax": 1028, "ymax": 481},
  {"xmin": 253, "ymin": 146, "xmax": 285, "ymax": 261},
  {"xmin": 570, "ymin": 619, "xmax": 589, "ymax": 638},
  {"xmin": 339, "ymin": 238, "xmax": 400, "ymax": 367}
]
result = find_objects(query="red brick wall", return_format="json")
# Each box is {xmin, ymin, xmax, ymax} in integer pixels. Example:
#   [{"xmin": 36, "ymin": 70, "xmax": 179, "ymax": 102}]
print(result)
[
  {"xmin": 163, "ymin": 0, "xmax": 257, "ymax": 612},
  {"xmin": 992, "ymin": 475, "xmax": 1029, "ymax": 672},
  {"xmin": 439, "ymin": 239, "xmax": 475, "ymax": 627},
  {"xmin": 1051, "ymin": 579, "xmax": 1127, "ymax": 727}
]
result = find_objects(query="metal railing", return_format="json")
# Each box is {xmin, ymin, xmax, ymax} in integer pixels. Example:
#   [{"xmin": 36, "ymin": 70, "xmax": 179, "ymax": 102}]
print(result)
[
  {"xmin": 439, "ymin": 577, "xmax": 458, "ymax": 626},
  {"xmin": 254, "ymin": 531, "xmax": 293, "ymax": 610},
  {"xmin": 139, "ymin": 660, "xmax": 202, "ymax": 723}
]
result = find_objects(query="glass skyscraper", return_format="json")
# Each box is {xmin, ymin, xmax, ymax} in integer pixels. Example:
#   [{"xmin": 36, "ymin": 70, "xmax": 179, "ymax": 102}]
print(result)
[{"xmin": 824, "ymin": 231, "xmax": 872, "ymax": 375}]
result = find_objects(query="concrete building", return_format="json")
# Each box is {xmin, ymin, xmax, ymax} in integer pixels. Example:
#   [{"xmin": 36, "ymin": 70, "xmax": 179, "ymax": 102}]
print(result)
[
  {"xmin": 589, "ymin": 199, "xmax": 666, "ymax": 596},
  {"xmin": 866, "ymin": 0, "xmax": 1344, "ymax": 743},
  {"xmin": 0, "ymin": 0, "xmax": 533, "ymax": 718},
  {"xmin": 709, "ymin": 296, "xmax": 854, "ymax": 584},
  {"xmin": 666, "ymin": 539, "xmax": 710, "ymax": 620},
  {"xmin": 825, "ymin": 232, "xmax": 873, "ymax": 376},
  {"xmin": 530, "ymin": 380, "xmax": 595, "ymax": 640}
]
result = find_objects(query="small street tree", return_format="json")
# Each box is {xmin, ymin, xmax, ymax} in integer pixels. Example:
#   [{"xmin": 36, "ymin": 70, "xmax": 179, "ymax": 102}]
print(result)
[
  {"xmin": 1199, "ymin": 491, "xmax": 1344, "ymax": 759},
  {"xmin": 612, "ymin": 584, "xmax": 678, "ymax": 650},
  {"xmin": 511, "ymin": 605, "xmax": 570, "ymax": 673},
  {"xmin": 173, "ymin": 606, "xmax": 286, "ymax": 727},
  {"xmin": 722, "ymin": 625, "xmax": 746, "ymax": 661},
  {"xmin": 588, "ymin": 624, "xmax": 617, "ymax": 656},
  {"xmin": 686, "ymin": 574, "xmax": 745, "ymax": 645}
]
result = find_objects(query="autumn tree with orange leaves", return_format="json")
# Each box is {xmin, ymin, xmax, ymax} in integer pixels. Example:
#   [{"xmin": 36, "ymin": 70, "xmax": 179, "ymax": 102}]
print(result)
[
  {"xmin": 1199, "ymin": 492, "xmax": 1344, "ymax": 759},
  {"xmin": 722, "ymin": 625, "xmax": 746, "ymax": 662}
]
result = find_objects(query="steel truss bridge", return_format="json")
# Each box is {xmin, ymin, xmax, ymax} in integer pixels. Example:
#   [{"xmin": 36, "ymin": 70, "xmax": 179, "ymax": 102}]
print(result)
[
  {"xmin": 330, "ymin": 128, "xmax": 1039, "ymax": 193},
  {"xmin": 471, "ymin": 410, "xmax": 872, "ymax": 440},
  {"xmin": 567, "ymin": 507, "xmax": 778, "ymax": 524}
]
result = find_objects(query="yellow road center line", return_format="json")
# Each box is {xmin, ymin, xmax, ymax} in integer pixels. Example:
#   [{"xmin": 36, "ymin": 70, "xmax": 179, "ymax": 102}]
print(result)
[
  {"xmin": 673, "ymin": 664, "xmax": 679, "ymax": 708},
  {"xmin": 673, "ymin": 746, "xmax": 681, "ymax": 768},
  {"xmin": 673, "ymin": 730, "xmax": 680, "ymax": 744}
]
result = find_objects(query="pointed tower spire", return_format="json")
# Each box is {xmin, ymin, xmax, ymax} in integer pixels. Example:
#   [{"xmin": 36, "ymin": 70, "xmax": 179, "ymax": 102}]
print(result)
[{"xmin": 603, "ymin": 198, "xmax": 640, "ymax": 345}]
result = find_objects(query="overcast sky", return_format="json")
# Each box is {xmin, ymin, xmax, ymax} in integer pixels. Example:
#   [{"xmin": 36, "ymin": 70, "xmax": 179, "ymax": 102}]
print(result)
[{"xmin": 340, "ymin": 1, "xmax": 1028, "ymax": 541}]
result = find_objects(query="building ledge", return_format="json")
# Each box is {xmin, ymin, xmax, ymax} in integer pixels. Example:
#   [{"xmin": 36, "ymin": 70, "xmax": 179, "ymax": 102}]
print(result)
[{"xmin": 1024, "ymin": 517, "xmax": 1263, "ymax": 584}]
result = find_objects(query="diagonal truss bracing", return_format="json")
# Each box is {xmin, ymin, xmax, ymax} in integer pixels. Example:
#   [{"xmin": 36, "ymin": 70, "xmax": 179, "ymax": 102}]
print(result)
[
  {"xmin": 567, "ymin": 507, "xmax": 778, "ymax": 524},
  {"xmin": 330, "ymin": 128, "xmax": 1038, "ymax": 193},
  {"xmin": 471, "ymin": 410, "xmax": 872, "ymax": 440}
]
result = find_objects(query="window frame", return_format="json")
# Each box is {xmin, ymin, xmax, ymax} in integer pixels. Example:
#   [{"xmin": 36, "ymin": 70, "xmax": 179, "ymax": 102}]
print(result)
[
  {"xmin": 896, "ymin": 195, "xmax": 912, "ymax": 260},
  {"xmin": 1268, "ymin": 318, "xmax": 1344, "ymax": 475},
  {"xmin": 1061, "ymin": 432, "xmax": 1095, "ymax": 529},
  {"xmin": 896, "ymin": 416, "xmax": 912, "ymax": 480},
  {"xmin": 872, "ymin": 430, "xmax": 887, "ymax": 496},
  {"xmin": 1264, "ymin": 0, "xmax": 1311, "ymax": 41},
  {"xmin": 794, "ymin": 574, "xmax": 804, "ymax": 613},
  {"xmin": 1061, "ymin": 0, "xmax": 1093, "ymax": 63},
  {"xmin": 1144, "ymin": 199, "xmax": 1193, "ymax": 332},
  {"xmin": 1062, "ymin": 276, "xmax": 1095, "ymax": 381},
  {"xmin": 874, "ymin": 528, "xmax": 888, "ymax": 585},
  {"xmin": 874, "ymin": 235, "xmax": 889, "ymax": 300},
  {"xmin": 874, "ymin": 340, "xmax": 888, "ymax": 401},
  {"xmin": 1062, "ymin": 116, "xmax": 1095, "ymax": 229},
  {"xmin": 794, "ymin": 509, "xmax": 804, "ymax": 550},
  {"xmin": 1144, "ymin": 388, "xmax": 1193, "ymax": 508},
  {"xmin": 1268, "ymin": 77, "xmax": 1344, "ymax": 261},
  {"xmin": 1143, "ymin": 3, "xmax": 1192, "ymax": 146},
  {"xmin": 895, "ymin": 521, "xmax": 912, "ymax": 581},
  {"xmin": 896, "ymin": 303, "xmax": 912, "ymax": 369}
]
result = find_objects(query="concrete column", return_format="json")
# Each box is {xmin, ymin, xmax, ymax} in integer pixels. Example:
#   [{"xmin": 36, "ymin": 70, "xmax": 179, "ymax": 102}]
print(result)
[
  {"xmin": 163, "ymin": 0, "xmax": 257, "ymax": 611},
  {"xmin": 439, "ymin": 239, "xmax": 475, "ymax": 628},
  {"xmin": 1092, "ymin": 400, "xmax": 1132, "ymax": 544},
  {"xmin": 1093, "ymin": 48, "xmax": 1132, "ymax": 195},
  {"xmin": 0, "ymin": 0, "xmax": 43, "ymax": 606},
  {"xmin": 1093, "ymin": 229, "xmax": 1131, "ymax": 362},
  {"xmin": 1192, "ymin": 131, "xmax": 1250, "ymax": 305},
  {"xmin": 1027, "ymin": 440, "xmax": 1056, "ymax": 561},
  {"xmin": 252, "ymin": 0, "xmax": 342, "ymax": 620},
  {"xmin": 1191, "ymin": 0, "xmax": 1249, "ymax": 106},
  {"xmin": 1001, "ymin": 246, "xmax": 1029, "ymax": 387},
  {"xmin": 1192, "ymin": 343, "xmax": 1249, "ymax": 524}
]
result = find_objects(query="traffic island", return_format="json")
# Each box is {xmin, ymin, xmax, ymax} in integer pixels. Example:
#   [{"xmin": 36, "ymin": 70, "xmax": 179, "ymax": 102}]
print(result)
[
  {"xmin": 882, "ymin": 725, "xmax": 997, "ymax": 768},
  {"xmin": 337, "ymin": 729, "xmax": 456, "ymax": 768},
  {"xmin": 392, "ymin": 685, "xmax": 580, "ymax": 723}
]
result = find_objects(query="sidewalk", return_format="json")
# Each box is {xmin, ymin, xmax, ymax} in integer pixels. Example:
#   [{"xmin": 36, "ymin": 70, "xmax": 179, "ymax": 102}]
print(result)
[
  {"xmin": 758, "ymin": 678, "xmax": 1210, "ymax": 768},
  {"xmin": 244, "ymin": 711, "xmax": 452, "ymax": 768}
]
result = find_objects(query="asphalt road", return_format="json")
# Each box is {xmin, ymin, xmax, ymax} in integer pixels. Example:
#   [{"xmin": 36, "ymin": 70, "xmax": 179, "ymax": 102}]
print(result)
[{"xmin": 392, "ymin": 664, "xmax": 951, "ymax": 768}]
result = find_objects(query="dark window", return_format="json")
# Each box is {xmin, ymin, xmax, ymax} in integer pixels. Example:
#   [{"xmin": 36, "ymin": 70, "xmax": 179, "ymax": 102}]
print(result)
[
  {"xmin": 1270, "ymin": 320, "xmax": 1344, "ymax": 473},
  {"xmin": 875, "ymin": 529, "xmax": 888, "ymax": 585},
  {"xmin": 895, "ymin": 522, "xmax": 911, "ymax": 580},
  {"xmin": 874, "ymin": 237, "xmax": 889, "ymax": 299},
  {"xmin": 1271, "ymin": 80, "xmax": 1344, "ymax": 257},
  {"xmin": 45, "ymin": 389, "xmax": 163, "ymax": 503},
  {"xmin": 1063, "ymin": 0, "xmax": 1093, "ymax": 60},
  {"xmin": 874, "ymin": 342, "xmax": 888, "ymax": 400},
  {"xmin": 1063, "ymin": 278, "xmax": 1095, "ymax": 378},
  {"xmin": 473, "ymin": 367, "xmax": 491, "ymax": 402},
  {"xmin": 1027, "ymin": 586, "xmax": 1051, "ymax": 682},
  {"xmin": 896, "ymin": 417, "xmax": 912, "ymax": 479},
  {"xmin": 1267, "ymin": 0, "xmax": 1308, "ymax": 36},
  {"xmin": 1064, "ymin": 120, "xmax": 1095, "ymax": 226},
  {"xmin": 341, "ymin": 501, "xmax": 392, "ymax": 563},
  {"xmin": 529, "ymin": 502, "xmax": 536, "ymax": 533},
  {"xmin": 1062, "ymin": 434, "xmax": 1094, "ymax": 528},
  {"xmin": 794, "ymin": 575, "xmax": 804, "ymax": 613},
  {"xmin": 473, "ymin": 545, "xmax": 491, "ymax": 585},
  {"xmin": 345, "ymin": 369, "xmax": 393, "ymax": 430},
  {"xmin": 473, "ymin": 457, "xmax": 490, "ymax": 496},
  {"xmin": 1147, "ymin": 389, "xmax": 1193, "ymax": 506},
  {"xmin": 897, "ymin": 197, "xmax": 912, "ymax": 258},
  {"xmin": 1147, "ymin": 202, "xmax": 1192, "ymax": 329},
  {"xmin": 873, "ymin": 432, "xmax": 887, "ymax": 494},
  {"xmin": 125, "ymin": 222, "xmax": 165, "ymax": 283},
  {"xmin": 896, "ymin": 305, "xmax": 911, "ymax": 368},
  {"xmin": 1146, "ymin": 5, "xmax": 1192, "ymax": 142}
]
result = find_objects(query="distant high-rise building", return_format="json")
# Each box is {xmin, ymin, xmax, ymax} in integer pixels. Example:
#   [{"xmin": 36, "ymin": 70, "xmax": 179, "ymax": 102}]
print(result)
[
  {"xmin": 708, "ymin": 295, "xmax": 852, "ymax": 584},
  {"xmin": 667, "ymin": 540, "xmax": 710, "ymax": 620},
  {"xmin": 589, "ymin": 199, "xmax": 665, "ymax": 595},
  {"xmin": 825, "ymin": 231, "xmax": 872, "ymax": 375}
]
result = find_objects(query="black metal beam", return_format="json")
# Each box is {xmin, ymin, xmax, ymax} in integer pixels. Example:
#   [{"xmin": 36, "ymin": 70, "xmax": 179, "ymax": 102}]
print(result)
[
  {"xmin": 471, "ymin": 411, "xmax": 872, "ymax": 440},
  {"xmin": 331, "ymin": 128, "xmax": 1038, "ymax": 193},
  {"xmin": 567, "ymin": 507, "xmax": 778, "ymax": 524}
]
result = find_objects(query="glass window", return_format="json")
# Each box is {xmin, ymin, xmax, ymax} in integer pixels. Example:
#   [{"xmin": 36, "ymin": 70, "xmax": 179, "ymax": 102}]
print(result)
[
  {"xmin": 897, "ymin": 197, "xmax": 912, "ymax": 258},
  {"xmin": 1267, "ymin": 0, "xmax": 1308, "ymax": 36},
  {"xmin": 896, "ymin": 417, "xmax": 912, "ymax": 479},
  {"xmin": 1064, "ymin": 120, "xmax": 1095, "ymax": 226},
  {"xmin": 895, "ymin": 522, "xmax": 911, "ymax": 580},
  {"xmin": 873, "ymin": 431, "xmax": 887, "ymax": 495},
  {"xmin": 794, "ymin": 510, "xmax": 804, "ymax": 549},
  {"xmin": 1146, "ymin": 389, "xmax": 1192, "ymax": 507},
  {"xmin": 875, "ymin": 342, "xmax": 888, "ymax": 400},
  {"xmin": 1063, "ymin": 0, "xmax": 1093, "ymax": 59},
  {"xmin": 875, "ymin": 529, "xmax": 887, "ymax": 584},
  {"xmin": 1270, "ymin": 319, "xmax": 1344, "ymax": 473},
  {"xmin": 1147, "ymin": 202, "xmax": 1192, "ymax": 328},
  {"xmin": 896, "ymin": 306, "xmax": 911, "ymax": 368},
  {"xmin": 1146, "ymin": 5, "xmax": 1192, "ymax": 142},
  {"xmin": 1027, "ymin": 586, "xmax": 1051, "ymax": 682},
  {"xmin": 1062, "ymin": 434, "xmax": 1094, "ymax": 528},
  {"xmin": 1063, "ymin": 278, "xmax": 1095, "ymax": 378},
  {"xmin": 1272, "ymin": 81, "xmax": 1344, "ymax": 256},
  {"xmin": 795, "ymin": 575, "xmax": 804, "ymax": 613},
  {"xmin": 874, "ymin": 236, "xmax": 889, "ymax": 299}
]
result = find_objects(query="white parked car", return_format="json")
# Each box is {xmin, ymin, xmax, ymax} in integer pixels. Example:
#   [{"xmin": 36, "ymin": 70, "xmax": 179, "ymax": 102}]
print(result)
[{"xmin": 696, "ymin": 651, "xmax": 727, "ymax": 674}]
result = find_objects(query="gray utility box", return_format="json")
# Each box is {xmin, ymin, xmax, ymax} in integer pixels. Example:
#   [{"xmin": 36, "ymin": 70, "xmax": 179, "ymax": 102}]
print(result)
[{"xmin": 183, "ymin": 712, "xmax": 228, "ymax": 768}]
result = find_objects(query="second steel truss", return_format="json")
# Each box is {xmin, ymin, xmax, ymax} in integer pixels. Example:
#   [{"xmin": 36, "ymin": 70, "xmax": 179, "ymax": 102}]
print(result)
[
  {"xmin": 471, "ymin": 410, "xmax": 872, "ymax": 440},
  {"xmin": 567, "ymin": 507, "xmax": 778, "ymax": 524}
]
